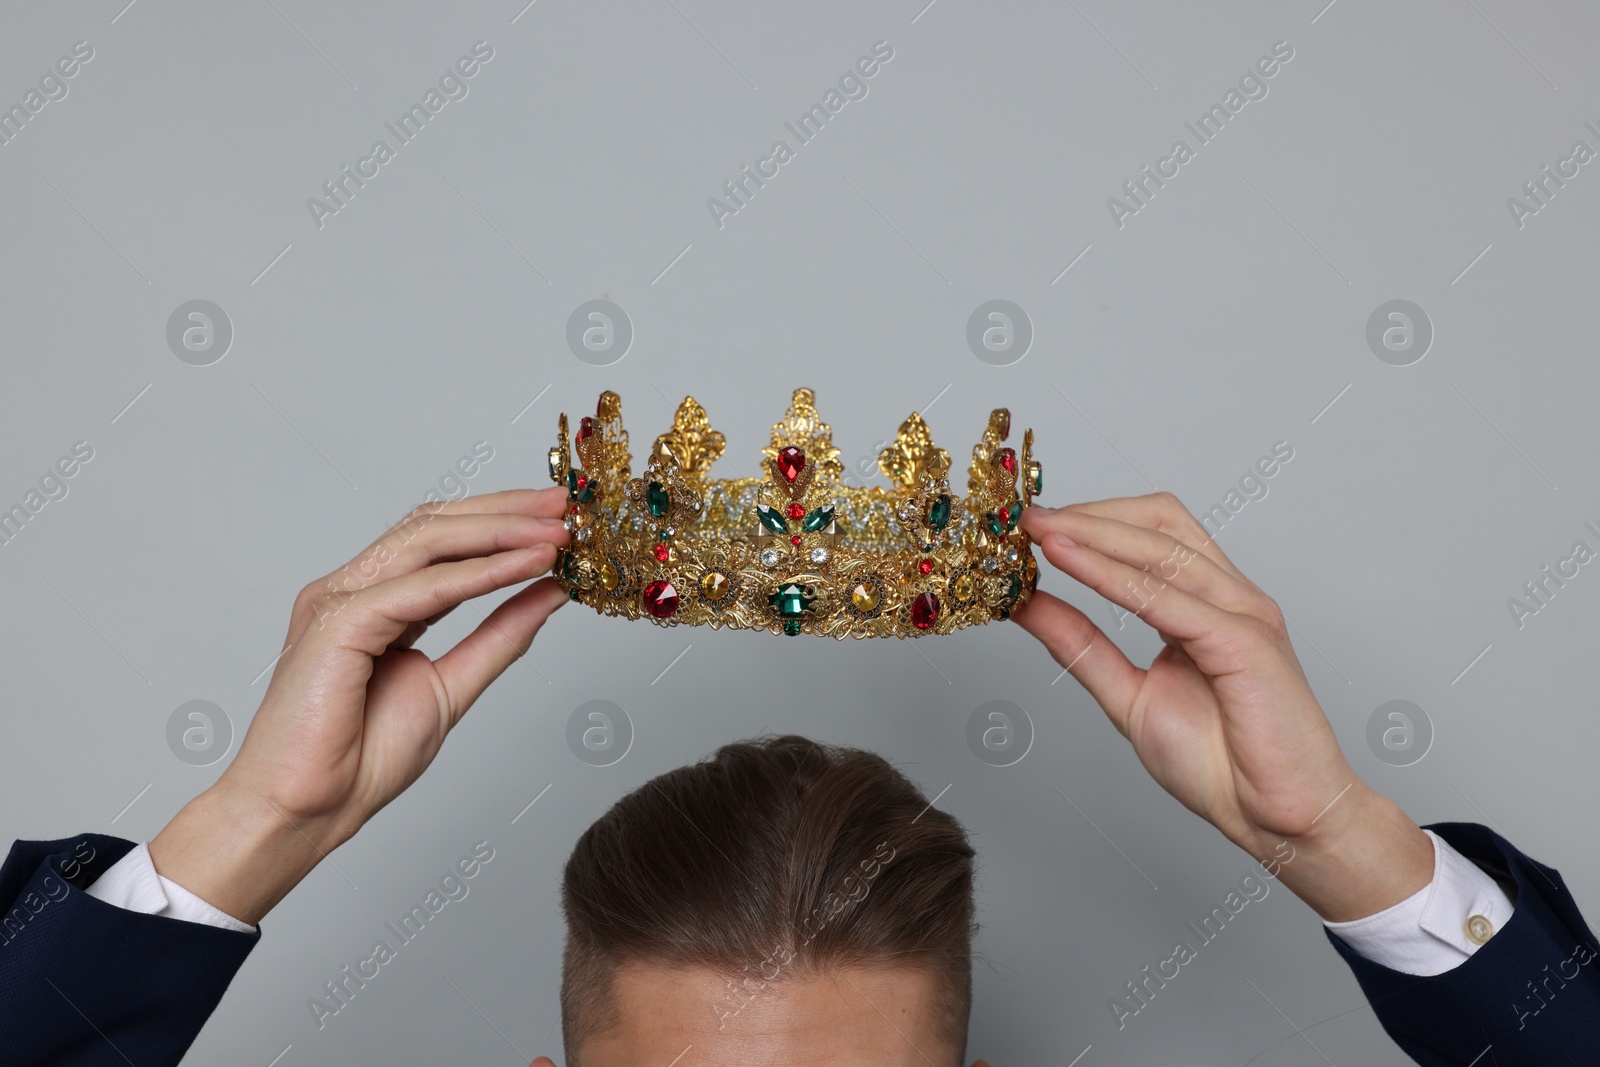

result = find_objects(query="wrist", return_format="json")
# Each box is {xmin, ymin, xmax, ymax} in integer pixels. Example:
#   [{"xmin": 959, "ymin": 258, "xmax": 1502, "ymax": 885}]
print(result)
[
  {"xmin": 147, "ymin": 776, "xmax": 344, "ymax": 926},
  {"xmin": 1241, "ymin": 783, "xmax": 1434, "ymax": 923}
]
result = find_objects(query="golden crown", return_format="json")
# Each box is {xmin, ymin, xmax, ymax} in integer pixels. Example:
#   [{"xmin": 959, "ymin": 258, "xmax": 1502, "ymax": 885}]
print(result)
[{"xmin": 548, "ymin": 388, "xmax": 1042, "ymax": 638}]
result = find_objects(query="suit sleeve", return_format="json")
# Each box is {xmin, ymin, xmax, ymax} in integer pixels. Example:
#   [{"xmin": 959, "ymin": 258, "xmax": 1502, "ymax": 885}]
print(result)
[
  {"xmin": 0, "ymin": 834, "xmax": 258, "ymax": 1067},
  {"xmin": 1325, "ymin": 822, "xmax": 1600, "ymax": 1065}
]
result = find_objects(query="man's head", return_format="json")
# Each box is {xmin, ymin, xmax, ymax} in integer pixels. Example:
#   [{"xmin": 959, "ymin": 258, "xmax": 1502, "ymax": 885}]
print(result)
[{"xmin": 550, "ymin": 735, "xmax": 978, "ymax": 1067}]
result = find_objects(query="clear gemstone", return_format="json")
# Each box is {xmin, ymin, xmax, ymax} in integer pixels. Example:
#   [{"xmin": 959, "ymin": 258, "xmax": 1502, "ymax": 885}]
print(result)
[
  {"xmin": 760, "ymin": 548, "xmax": 780, "ymax": 567},
  {"xmin": 1006, "ymin": 546, "xmax": 1019, "ymax": 562},
  {"xmin": 982, "ymin": 557, "xmax": 998, "ymax": 572},
  {"xmin": 810, "ymin": 547, "xmax": 829, "ymax": 564}
]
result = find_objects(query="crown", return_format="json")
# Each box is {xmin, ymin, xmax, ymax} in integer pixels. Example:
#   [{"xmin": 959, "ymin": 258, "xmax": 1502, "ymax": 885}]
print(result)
[{"xmin": 548, "ymin": 388, "xmax": 1043, "ymax": 638}]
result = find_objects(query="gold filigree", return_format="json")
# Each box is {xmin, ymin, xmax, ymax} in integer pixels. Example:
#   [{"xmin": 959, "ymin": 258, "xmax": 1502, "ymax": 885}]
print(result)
[
  {"xmin": 653, "ymin": 395, "xmax": 725, "ymax": 487},
  {"xmin": 968, "ymin": 408, "xmax": 1011, "ymax": 498},
  {"xmin": 878, "ymin": 411, "xmax": 950, "ymax": 491},
  {"xmin": 762, "ymin": 388, "xmax": 843, "ymax": 481}
]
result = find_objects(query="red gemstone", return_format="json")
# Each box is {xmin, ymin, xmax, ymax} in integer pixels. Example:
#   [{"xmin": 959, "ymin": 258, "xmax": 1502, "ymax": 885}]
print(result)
[
  {"xmin": 918, "ymin": 558, "xmax": 933, "ymax": 575},
  {"xmin": 653, "ymin": 543, "xmax": 670, "ymax": 562},
  {"xmin": 643, "ymin": 579, "xmax": 678, "ymax": 617},
  {"xmin": 790, "ymin": 534, "xmax": 802, "ymax": 545},
  {"xmin": 786, "ymin": 502, "xmax": 806, "ymax": 521},
  {"xmin": 575, "ymin": 474, "xmax": 588, "ymax": 489},
  {"xmin": 576, "ymin": 416, "xmax": 595, "ymax": 443},
  {"xmin": 997, "ymin": 447, "xmax": 1017, "ymax": 475},
  {"xmin": 999, "ymin": 506, "xmax": 1011, "ymax": 525},
  {"xmin": 777, "ymin": 446, "xmax": 806, "ymax": 483},
  {"xmin": 569, "ymin": 504, "xmax": 579, "ymax": 514},
  {"xmin": 910, "ymin": 592, "xmax": 940, "ymax": 630}
]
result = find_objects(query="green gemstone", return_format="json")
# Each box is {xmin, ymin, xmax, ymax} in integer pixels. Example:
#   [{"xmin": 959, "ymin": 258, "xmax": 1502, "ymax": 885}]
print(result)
[
  {"xmin": 1004, "ymin": 502, "xmax": 1020, "ymax": 531},
  {"xmin": 769, "ymin": 582, "xmax": 812, "ymax": 618},
  {"xmin": 1031, "ymin": 466, "xmax": 1043, "ymax": 493},
  {"xmin": 657, "ymin": 529, "xmax": 671, "ymax": 543},
  {"xmin": 646, "ymin": 480, "xmax": 670, "ymax": 518},
  {"xmin": 568, "ymin": 588, "xmax": 581, "ymax": 601},
  {"xmin": 801, "ymin": 505, "xmax": 834, "ymax": 532},
  {"xmin": 783, "ymin": 620, "xmax": 802, "ymax": 635},
  {"xmin": 928, "ymin": 493, "xmax": 951, "ymax": 531},
  {"xmin": 756, "ymin": 502, "xmax": 789, "ymax": 534},
  {"xmin": 985, "ymin": 511, "xmax": 1003, "ymax": 537},
  {"xmin": 1004, "ymin": 572, "xmax": 1021, "ymax": 600},
  {"xmin": 566, "ymin": 469, "xmax": 596, "ymax": 503}
]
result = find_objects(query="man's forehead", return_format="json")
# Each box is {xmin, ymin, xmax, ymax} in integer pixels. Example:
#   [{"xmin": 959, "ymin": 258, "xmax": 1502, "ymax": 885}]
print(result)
[{"xmin": 577, "ymin": 961, "xmax": 955, "ymax": 1067}]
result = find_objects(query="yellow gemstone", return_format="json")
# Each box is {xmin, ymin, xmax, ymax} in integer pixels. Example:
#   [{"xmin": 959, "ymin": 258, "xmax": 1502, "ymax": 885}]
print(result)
[
  {"xmin": 701, "ymin": 571, "xmax": 731, "ymax": 600},
  {"xmin": 952, "ymin": 573, "xmax": 974, "ymax": 600},
  {"xmin": 851, "ymin": 581, "xmax": 880, "ymax": 612},
  {"xmin": 599, "ymin": 561, "xmax": 620, "ymax": 591}
]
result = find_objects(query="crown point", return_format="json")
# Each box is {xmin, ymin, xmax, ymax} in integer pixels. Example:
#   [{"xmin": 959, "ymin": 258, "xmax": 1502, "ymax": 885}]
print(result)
[
  {"xmin": 997, "ymin": 410, "xmax": 1011, "ymax": 438},
  {"xmin": 777, "ymin": 445, "xmax": 806, "ymax": 483}
]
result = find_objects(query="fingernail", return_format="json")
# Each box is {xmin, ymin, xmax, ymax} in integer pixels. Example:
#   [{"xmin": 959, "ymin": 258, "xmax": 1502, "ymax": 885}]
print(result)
[{"xmin": 1051, "ymin": 533, "xmax": 1077, "ymax": 548}]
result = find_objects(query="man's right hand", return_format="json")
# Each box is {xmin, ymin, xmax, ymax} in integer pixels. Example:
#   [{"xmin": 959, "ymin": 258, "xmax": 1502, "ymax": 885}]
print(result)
[{"xmin": 148, "ymin": 487, "xmax": 571, "ymax": 925}]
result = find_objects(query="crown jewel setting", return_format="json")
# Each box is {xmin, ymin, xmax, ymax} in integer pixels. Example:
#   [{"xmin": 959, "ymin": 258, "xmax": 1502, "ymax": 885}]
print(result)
[{"xmin": 548, "ymin": 388, "xmax": 1042, "ymax": 638}]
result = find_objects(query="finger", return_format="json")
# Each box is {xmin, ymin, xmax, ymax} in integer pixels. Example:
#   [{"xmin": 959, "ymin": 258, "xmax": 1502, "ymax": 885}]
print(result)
[
  {"xmin": 290, "ymin": 514, "xmax": 569, "ymax": 646},
  {"xmin": 433, "ymin": 575, "xmax": 569, "ymax": 725},
  {"xmin": 1032, "ymin": 532, "xmax": 1236, "ymax": 648},
  {"xmin": 308, "ymin": 544, "xmax": 561, "ymax": 656},
  {"xmin": 1023, "ymin": 507, "xmax": 1275, "ymax": 622},
  {"xmin": 1010, "ymin": 589, "xmax": 1142, "ymax": 736},
  {"xmin": 1032, "ymin": 492, "xmax": 1251, "ymax": 583}
]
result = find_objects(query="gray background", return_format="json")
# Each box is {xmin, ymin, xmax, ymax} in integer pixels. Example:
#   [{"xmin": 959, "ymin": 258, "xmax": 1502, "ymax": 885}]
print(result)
[{"xmin": 3, "ymin": 0, "xmax": 1597, "ymax": 1063}]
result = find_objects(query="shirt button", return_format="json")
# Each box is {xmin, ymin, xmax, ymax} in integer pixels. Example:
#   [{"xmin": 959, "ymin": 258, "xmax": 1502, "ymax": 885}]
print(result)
[{"xmin": 1465, "ymin": 914, "xmax": 1494, "ymax": 946}]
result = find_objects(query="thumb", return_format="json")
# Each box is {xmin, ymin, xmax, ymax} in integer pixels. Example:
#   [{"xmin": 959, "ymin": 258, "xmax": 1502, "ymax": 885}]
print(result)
[{"xmin": 434, "ymin": 575, "xmax": 570, "ymax": 724}]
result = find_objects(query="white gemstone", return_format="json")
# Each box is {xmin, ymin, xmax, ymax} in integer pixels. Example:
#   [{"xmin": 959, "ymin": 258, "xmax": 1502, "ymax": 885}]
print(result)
[
  {"xmin": 691, "ymin": 499, "xmax": 701, "ymax": 510},
  {"xmin": 760, "ymin": 548, "xmax": 780, "ymax": 567},
  {"xmin": 576, "ymin": 527, "xmax": 590, "ymax": 542},
  {"xmin": 982, "ymin": 557, "xmax": 998, "ymax": 572},
  {"xmin": 563, "ymin": 516, "xmax": 573, "ymax": 531},
  {"xmin": 665, "ymin": 526, "xmax": 676, "ymax": 536},
  {"xmin": 1006, "ymin": 546, "xmax": 1019, "ymax": 562},
  {"xmin": 810, "ymin": 547, "xmax": 829, "ymax": 564}
]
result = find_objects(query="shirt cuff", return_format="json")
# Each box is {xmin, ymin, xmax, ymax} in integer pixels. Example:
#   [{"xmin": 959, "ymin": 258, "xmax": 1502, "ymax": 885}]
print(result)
[
  {"xmin": 83, "ymin": 841, "xmax": 256, "ymax": 934},
  {"xmin": 1323, "ymin": 828, "xmax": 1514, "ymax": 976}
]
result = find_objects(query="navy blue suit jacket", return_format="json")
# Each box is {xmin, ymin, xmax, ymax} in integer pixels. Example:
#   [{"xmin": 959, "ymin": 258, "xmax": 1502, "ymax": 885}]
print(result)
[
  {"xmin": 0, "ymin": 834, "xmax": 256, "ymax": 1067},
  {"xmin": 1325, "ymin": 822, "xmax": 1600, "ymax": 1064},
  {"xmin": 1, "ymin": 824, "xmax": 1595, "ymax": 1065}
]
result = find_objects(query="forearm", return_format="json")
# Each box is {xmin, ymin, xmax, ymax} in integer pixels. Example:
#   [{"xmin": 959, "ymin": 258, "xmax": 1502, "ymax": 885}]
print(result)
[
  {"xmin": 147, "ymin": 779, "xmax": 342, "ymax": 926},
  {"xmin": 1236, "ymin": 783, "xmax": 1435, "ymax": 923}
]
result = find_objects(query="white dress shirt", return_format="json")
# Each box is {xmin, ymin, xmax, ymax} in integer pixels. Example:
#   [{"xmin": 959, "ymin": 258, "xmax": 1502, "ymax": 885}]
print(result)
[{"xmin": 86, "ymin": 829, "xmax": 1514, "ymax": 976}]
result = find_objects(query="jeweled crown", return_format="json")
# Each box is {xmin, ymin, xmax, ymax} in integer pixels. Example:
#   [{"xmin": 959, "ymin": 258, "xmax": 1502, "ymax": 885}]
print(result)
[{"xmin": 549, "ymin": 388, "xmax": 1042, "ymax": 638}]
